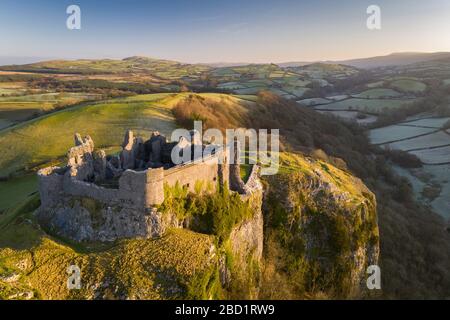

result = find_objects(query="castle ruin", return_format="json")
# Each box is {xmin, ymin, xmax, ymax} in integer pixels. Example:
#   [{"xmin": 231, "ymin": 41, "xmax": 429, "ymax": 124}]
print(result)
[{"xmin": 37, "ymin": 130, "xmax": 260, "ymax": 242}]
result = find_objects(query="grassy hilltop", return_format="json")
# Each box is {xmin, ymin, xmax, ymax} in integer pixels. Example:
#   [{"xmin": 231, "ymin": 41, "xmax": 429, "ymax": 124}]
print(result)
[
  {"xmin": 0, "ymin": 53, "xmax": 450, "ymax": 299},
  {"xmin": 0, "ymin": 92, "xmax": 378, "ymax": 299},
  {"xmin": 0, "ymin": 56, "xmax": 210, "ymax": 78}
]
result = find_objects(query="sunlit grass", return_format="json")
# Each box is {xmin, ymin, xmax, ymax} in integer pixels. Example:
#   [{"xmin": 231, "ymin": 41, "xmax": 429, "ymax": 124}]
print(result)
[
  {"xmin": 0, "ymin": 94, "xmax": 178, "ymax": 177},
  {"xmin": 0, "ymin": 196, "xmax": 215, "ymax": 299}
]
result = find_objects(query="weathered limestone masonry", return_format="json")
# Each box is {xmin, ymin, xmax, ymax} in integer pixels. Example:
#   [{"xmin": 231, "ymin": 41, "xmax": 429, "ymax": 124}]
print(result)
[
  {"xmin": 36, "ymin": 130, "xmax": 258, "ymax": 242},
  {"xmin": 229, "ymin": 164, "xmax": 264, "ymax": 261}
]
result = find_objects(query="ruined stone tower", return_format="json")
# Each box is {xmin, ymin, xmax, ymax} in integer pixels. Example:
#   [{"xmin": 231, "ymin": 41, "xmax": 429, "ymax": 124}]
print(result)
[{"xmin": 36, "ymin": 129, "xmax": 256, "ymax": 242}]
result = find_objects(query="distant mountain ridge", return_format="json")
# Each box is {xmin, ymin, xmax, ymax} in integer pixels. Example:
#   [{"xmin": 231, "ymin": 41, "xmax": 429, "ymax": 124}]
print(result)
[
  {"xmin": 2, "ymin": 52, "xmax": 450, "ymax": 72},
  {"xmin": 333, "ymin": 52, "xmax": 450, "ymax": 69},
  {"xmin": 279, "ymin": 52, "xmax": 450, "ymax": 69},
  {"xmin": 176, "ymin": 52, "xmax": 450, "ymax": 69}
]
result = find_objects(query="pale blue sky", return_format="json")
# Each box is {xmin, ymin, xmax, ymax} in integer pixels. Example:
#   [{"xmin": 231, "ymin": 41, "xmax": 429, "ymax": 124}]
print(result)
[{"xmin": 1, "ymin": 0, "xmax": 450, "ymax": 63}]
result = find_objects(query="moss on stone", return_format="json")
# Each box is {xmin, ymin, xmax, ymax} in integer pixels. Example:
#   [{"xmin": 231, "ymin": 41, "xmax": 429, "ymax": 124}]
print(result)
[
  {"xmin": 262, "ymin": 151, "xmax": 379, "ymax": 299},
  {"xmin": 159, "ymin": 183, "xmax": 253, "ymax": 243}
]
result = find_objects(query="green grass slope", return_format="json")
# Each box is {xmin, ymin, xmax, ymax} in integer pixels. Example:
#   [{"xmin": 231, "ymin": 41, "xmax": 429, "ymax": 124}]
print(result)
[
  {"xmin": 0, "ymin": 57, "xmax": 210, "ymax": 80},
  {"xmin": 0, "ymin": 195, "xmax": 216, "ymax": 300},
  {"xmin": 0, "ymin": 93, "xmax": 177, "ymax": 177},
  {"xmin": 0, "ymin": 92, "xmax": 101, "ymax": 128}
]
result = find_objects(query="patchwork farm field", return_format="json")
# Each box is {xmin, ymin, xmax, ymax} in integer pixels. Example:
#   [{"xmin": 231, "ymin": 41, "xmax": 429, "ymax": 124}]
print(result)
[
  {"xmin": 369, "ymin": 125, "xmax": 438, "ymax": 145},
  {"xmin": 370, "ymin": 115, "xmax": 450, "ymax": 219},
  {"xmin": 366, "ymin": 81, "xmax": 385, "ymax": 88},
  {"xmin": 353, "ymin": 88, "xmax": 402, "ymax": 99},
  {"xmin": 411, "ymin": 146, "xmax": 450, "ymax": 164},
  {"xmin": 0, "ymin": 57, "xmax": 210, "ymax": 81},
  {"xmin": 296, "ymin": 65, "xmax": 432, "ymax": 124},
  {"xmin": 289, "ymin": 63, "xmax": 359, "ymax": 79},
  {"xmin": 209, "ymin": 63, "xmax": 360, "ymax": 100},
  {"xmin": 316, "ymin": 110, "xmax": 378, "ymax": 124},
  {"xmin": 325, "ymin": 95, "xmax": 348, "ymax": 101},
  {"xmin": 390, "ymin": 79, "xmax": 427, "ymax": 93},
  {"xmin": 0, "ymin": 88, "xmax": 27, "ymax": 96},
  {"xmin": 386, "ymin": 130, "xmax": 450, "ymax": 150},
  {"xmin": 0, "ymin": 81, "xmax": 28, "ymax": 89},
  {"xmin": 398, "ymin": 117, "xmax": 450, "ymax": 128},
  {"xmin": 298, "ymin": 97, "xmax": 331, "ymax": 106},
  {"xmin": 315, "ymin": 98, "xmax": 415, "ymax": 114},
  {"xmin": 217, "ymin": 74, "xmax": 312, "ymax": 99}
]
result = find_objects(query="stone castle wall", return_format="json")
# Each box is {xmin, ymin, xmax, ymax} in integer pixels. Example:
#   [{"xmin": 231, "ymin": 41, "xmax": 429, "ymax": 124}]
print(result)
[
  {"xmin": 162, "ymin": 152, "xmax": 229, "ymax": 192},
  {"xmin": 36, "ymin": 130, "xmax": 241, "ymax": 242},
  {"xmin": 38, "ymin": 142, "xmax": 230, "ymax": 207}
]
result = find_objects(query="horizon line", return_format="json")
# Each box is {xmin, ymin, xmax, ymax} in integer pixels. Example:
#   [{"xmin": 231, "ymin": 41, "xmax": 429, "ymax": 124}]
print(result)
[{"xmin": 1, "ymin": 50, "xmax": 450, "ymax": 66}]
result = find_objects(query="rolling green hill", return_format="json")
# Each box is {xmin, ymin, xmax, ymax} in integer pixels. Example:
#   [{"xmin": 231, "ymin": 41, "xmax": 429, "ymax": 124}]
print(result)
[
  {"xmin": 0, "ymin": 56, "xmax": 210, "ymax": 80},
  {"xmin": 0, "ymin": 54, "xmax": 449, "ymax": 300},
  {"xmin": 0, "ymin": 93, "xmax": 177, "ymax": 178}
]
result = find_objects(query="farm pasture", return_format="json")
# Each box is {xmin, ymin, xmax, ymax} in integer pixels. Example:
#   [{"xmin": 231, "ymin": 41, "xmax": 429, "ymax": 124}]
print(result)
[
  {"xmin": 316, "ymin": 98, "xmax": 414, "ymax": 114},
  {"xmin": 278, "ymin": 79, "xmax": 310, "ymax": 87},
  {"xmin": 399, "ymin": 117, "xmax": 450, "ymax": 128},
  {"xmin": 386, "ymin": 130, "xmax": 450, "ymax": 150},
  {"xmin": 369, "ymin": 110, "xmax": 450, "ymax": 219},
  {"xmin": 297, "ymin": 98, "xmax": 330, "ymax": 106},
  {"xmin": 311, "ymin": 79, "xmax": 329, "ymax": 87},
  {"xmin": 0, "ymin": 81, "xmax": 27, "ymax": 89},
  {"xmin": 267, "ymin": 88, "xmax": 287, "ymax": 96},
  {"xmin": 280, "ymin": 86, "xmax": 310, "ymax": 98},
  {"xmin": 326, "ymin": 95, "xmax": 348, "ymax": 101},
  {"xmin": 353, "ymin": 88, "xmax": 402, "ymax": 99},
  {"xmin": 0, "ymin": 92, "xmax": 102, "ymax": 128},
  {"xmin": 234, "ymin": 86, "xmax": 267, "ymax": 95},
  {"xmin": 411, "ymin": 146, "xmax": 450, "ymax": 164},
  {"xmin": 317, "ymin": 110, "xmax": 378, "ymax": 124},
  {"xmin": 366, "ymin": 81, "xmax": 384, "ymax": 88},
  {"xmin": 391, "ymin": 79, "xmax": 427, "ymax": 93},
  {"xmin": 403, "ymin": 113, "xmax": 435, "ymax": 122},
  {"xmin": 0, "ymin": 88, "xmax": 26, "ymax": 96},
  {"xmin": 217, "ymin": 82, "xmax": 247, "ymax": 90},
  {"xmin": 245, "ymin": 79, "xmax": 273, "ymax": 85},
  {"xmin": 369, "ymin": 125, "xmax": 437, "ymax": 145}
]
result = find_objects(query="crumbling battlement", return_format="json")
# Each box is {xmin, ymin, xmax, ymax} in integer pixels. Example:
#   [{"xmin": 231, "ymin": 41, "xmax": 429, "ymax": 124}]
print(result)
[
  {"xmin": 39, "ymin": 137, "xmax": 229, "ymax": 208},
  {"xmin": 36, "ymin": 129, "xmax": 256, "ymax": 242}
]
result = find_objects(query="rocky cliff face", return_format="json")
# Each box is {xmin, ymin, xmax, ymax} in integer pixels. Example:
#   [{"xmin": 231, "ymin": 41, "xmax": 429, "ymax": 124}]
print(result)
[
  {"xmin": 221, "ymin": 190, "xmax": 264, "ymax": 299},
  {"xmin": 37, "ymin": 196, "xmax": 164, "ymax": 242},
  {"xmin": 261, "ymin": 152, "xmax": 379, "ymax": 299}
]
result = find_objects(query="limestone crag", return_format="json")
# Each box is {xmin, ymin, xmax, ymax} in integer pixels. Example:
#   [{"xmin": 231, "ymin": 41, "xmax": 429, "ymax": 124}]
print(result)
[{"xmin": 263, "ymin": 155, "xmax": 380, "ymax": 298}]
